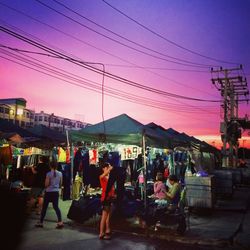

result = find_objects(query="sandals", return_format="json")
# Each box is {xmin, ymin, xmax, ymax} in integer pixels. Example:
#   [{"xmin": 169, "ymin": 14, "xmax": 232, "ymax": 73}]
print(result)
[
  {"xmin": 99, "ymin": 234, "xmax": 105, "ymax": 240},
  {"xmin": 56, "ymin": 223, "xmax": 64, "ymax": 229},
  {"xmin": 35, "ymin": 222, "xmax": 43, "ymax": 228},
  {"xmin": 99, "ymin": 232, "xmax": 111, "ymax": 240},
  {"xmin": 103, "ymin": 232, "xmax": 111, "ymax": 240}
]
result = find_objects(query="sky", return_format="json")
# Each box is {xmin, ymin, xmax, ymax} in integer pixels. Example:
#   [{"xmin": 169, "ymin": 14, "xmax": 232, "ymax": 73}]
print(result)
[{"xmin": 0, "ymin": 0, "xmax": 250, "ymax": 149}]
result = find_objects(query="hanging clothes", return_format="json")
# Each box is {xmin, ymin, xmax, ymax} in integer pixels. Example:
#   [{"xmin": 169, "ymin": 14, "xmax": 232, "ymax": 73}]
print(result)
[
  {"xmin": 0, "ymin": 146, "xmax": 12, "ymax": 166},
  {"xmin": 60, "ymin": 163, "xmax": 71, "ymax": 200},
  {"xmin": 72, "ymin": 173, "xmax": 83, "ymax": 200},
  {"xmin": 66, "ymin": 147, "xmax": 71, "ymax": 164},
  {"xmin": 73, "ymin": 147, "xmax": 90, "ymax": 186},
  {"xmin": 58, "ymin": 147, "xmax": 66, "ymax": 163},
  {"xmin": 73, "ymin": 148, "xmax": 83, "ymax": 181},
  {"xmin": 89, "ymin": 149, "xmax": 98, "ymax": 165},
  {"xmin": 108, "ymin": 151, "xmax": 121, "ymax": 168}
]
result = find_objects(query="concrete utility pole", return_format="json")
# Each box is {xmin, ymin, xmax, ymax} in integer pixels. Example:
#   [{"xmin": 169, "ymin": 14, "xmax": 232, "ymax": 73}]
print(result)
[{"xmin": 211, "ymin": 65, "xmax": 249, "ymax": 168}]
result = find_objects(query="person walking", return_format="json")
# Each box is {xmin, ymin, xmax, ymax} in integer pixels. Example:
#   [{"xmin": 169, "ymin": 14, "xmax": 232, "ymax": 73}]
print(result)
[
  {"xmin": 29, "ymin": 156, "xmax": 50, "ymax": 215},
  {"xmin": 35, "ymin": 161, "xmax": 64, "ymax": 229},
  {"xmin": 99, "ymin": 162, "xmax": 116, "ymax": 240}
]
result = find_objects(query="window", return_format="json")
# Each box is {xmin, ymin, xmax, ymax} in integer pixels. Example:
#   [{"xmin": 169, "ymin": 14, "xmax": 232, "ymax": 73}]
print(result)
[
  {"xmin": 35, "ymin": 116, "xmax": 38, "ymax": 121},
  {"xmin": 44, "ymin": 116, "xmax": 48, "ymax": 122},
  {"xmin": 30, "ymin": 114, "xmax": 34, "ymax": 119},
  {"xmin": 26, "ymin": 112, "xmax": 30, "ymax": 118},
  {"xmin": 4, "ymin": 108, "xmax": 9, "ymax": 114},
  {"xmin": 0, "ymin": 107, "xmax": 4, "ymax": 113}
]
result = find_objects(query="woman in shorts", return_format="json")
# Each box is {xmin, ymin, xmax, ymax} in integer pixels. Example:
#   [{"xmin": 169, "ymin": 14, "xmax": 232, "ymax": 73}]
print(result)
[{"xmin": 99, "ymin": 162, "xmax": 116, "ymax": 240}]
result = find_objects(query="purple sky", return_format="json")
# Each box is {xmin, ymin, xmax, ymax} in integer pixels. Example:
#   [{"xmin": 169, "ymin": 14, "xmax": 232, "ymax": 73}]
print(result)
[{"xmin": 0, "ymin": 0, "xmax": 249, "ymax": 148}]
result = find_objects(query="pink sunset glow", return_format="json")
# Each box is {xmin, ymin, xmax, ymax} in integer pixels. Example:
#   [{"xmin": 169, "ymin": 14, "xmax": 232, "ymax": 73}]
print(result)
[{"xmin": 0, "ymin": 0, "xmax": 249, "ymax": 148}]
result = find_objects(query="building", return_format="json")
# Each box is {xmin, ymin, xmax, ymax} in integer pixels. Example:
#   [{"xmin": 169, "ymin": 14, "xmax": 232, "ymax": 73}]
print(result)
[
  {"xmin": 0, "ymin": 98, "xmax": 88, "ymax": 131},
  {"xmin": 34, "ymin": 111, "xmax": 87, "ymax": 132},
  {"xmin": 0, "ymin": 98, "xmax": 34, "ymax": 127}
]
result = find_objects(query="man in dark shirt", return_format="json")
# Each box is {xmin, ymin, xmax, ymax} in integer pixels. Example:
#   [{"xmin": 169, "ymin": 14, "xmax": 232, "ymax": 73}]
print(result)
[{"xmin": 29, "ymin": 156, "xmax": 50, "ymax": 214}]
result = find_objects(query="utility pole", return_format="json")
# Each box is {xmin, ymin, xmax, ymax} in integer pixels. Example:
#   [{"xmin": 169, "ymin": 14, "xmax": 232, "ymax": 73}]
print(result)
[{"xmin": 211, "ymin": 65, "xmax": 249, "ymax": 168}]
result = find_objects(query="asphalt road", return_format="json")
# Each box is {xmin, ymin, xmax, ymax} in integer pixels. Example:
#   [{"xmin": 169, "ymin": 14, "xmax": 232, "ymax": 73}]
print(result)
[{"xmin": 15, "ymin": 218, "xmax": 235, "ymax": 250}]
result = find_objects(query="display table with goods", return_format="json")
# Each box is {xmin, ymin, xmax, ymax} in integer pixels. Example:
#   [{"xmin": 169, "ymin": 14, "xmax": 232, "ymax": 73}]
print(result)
[{"xmin": 67, "ymin": 186, "xmax": 102, "ymax": 224}]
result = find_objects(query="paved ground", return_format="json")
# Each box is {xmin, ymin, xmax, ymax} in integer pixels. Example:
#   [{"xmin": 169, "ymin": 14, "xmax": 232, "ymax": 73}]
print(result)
[
  {"xmin": 18, "ymin": 218, "xmax": 220, "ymax": 250},
  {"xmin": 26, "ymin": 185, "xmax": 250, "ymax": 249}
]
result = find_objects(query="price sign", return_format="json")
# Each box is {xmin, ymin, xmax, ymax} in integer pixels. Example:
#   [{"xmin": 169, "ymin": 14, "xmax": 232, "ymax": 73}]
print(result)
[{"xmin": 121, "ymin": 146, "xmax": 140, "ymax": 160}]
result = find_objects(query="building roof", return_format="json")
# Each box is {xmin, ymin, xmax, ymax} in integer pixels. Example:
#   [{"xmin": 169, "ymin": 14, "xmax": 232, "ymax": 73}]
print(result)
[{"xmin": 0, "ymin": 98, "xmax": 27, "ymax": 106}]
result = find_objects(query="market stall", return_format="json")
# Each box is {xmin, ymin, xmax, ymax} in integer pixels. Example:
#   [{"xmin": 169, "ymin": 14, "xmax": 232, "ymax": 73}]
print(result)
[{"xmin": 69, "ymin": 114, "xmax": 171, "ymax": 212}]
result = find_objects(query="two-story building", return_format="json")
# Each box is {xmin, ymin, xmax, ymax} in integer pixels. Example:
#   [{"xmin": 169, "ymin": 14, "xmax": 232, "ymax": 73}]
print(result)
[
  {"xmin": 34, "ymin": 111, "xmax": 87, "ymax": 132},
  {"xmin": 0, "ymin": 98, "xmax": 88, "ymax": 131}
]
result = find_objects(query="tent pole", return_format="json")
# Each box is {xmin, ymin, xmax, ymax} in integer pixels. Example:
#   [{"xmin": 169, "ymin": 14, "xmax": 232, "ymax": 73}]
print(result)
[
  {"xmin": 70, "ymin": 144, "xmax": 74, "ymax": 200},
  {"xmin": 66, "ymin": 130, "xmax": 70, "ymax": 148},
  {"xmin": 142, "ymin": 131, "xmax": 147, "ymax": 210},
  {"xmin": 66, "ymin": 130, "xmax": 74, "ymax": 200}
]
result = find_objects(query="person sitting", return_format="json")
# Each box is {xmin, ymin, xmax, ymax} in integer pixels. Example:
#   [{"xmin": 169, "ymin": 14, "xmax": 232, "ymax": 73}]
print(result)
[
  {"xmin": 149, "ymin": 172, "xmax": 168, "ymax": 208},
  {"xmin": 154, "ymin": 174, "xmax": 182, "ymax": 231},
  {"xmin": 164, "ymin": 174, "xmax": 181, "ymax": 210},
  {"xmin": 150, "ymin": 172, "xmax": 167, "ymax": 200}
]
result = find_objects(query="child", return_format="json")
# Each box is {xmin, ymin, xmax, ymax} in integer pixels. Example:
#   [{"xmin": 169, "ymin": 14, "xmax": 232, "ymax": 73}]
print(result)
[
  {"xmin": 150, "ymin": 172, "xmax": 167, "ymax": 200},
  {"xmin": 99, "ymin": 162, "xmax": 116, "ymax": 240}
]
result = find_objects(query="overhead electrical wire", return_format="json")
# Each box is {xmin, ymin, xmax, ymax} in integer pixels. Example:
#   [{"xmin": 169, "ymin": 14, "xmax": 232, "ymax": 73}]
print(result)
[
  {"xmin": 102, "ymin": 0, "xmax": 239, "ymax": 66},
  {"xmin": 34, "ymin": 0, "xmax": 212, "ymax": 69},
  {"xmin": 104, "ymin": 64, "xmax": 209, "ymax": 72},
  {"xmin": 0, "ymin": 22, "xmax": 219, "ymax": 111},
  {"xmin": 0, "ymin": 3, "xmax": 247, "ymax": 128},
  {"xmin": 0, "ymin": 25, "xmax": 221, "ymax": 103},
  {"xmin": 47, "ymin": 0, "xmax": 220, "ymax": 99},
  {"xmin": 0, "ymin": 48, "xmax": 219, "ymax": 120},
  {"xmin": 0, "ymin": 3, "xmax": 218, "ymax": 98},
  {"xmin": 0, "ymin": 46, "xmax": 218, "ymax": 113},
  {"xmin": 34, "ymin": 0, "xmax": 220, "ymax": 98},
  {"xmin": 51, "ymin": 0, "xmax": 216, "ymax": 68}
]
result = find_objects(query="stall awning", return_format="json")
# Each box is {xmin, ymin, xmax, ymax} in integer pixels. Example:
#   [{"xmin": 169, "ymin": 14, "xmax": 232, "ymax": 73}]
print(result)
[{"xmin": 69, "ymin": 114, "xmax": 171, "ymax": 148}]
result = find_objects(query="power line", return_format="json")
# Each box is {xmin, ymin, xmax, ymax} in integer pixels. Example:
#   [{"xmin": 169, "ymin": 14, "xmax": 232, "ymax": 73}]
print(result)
[
  {"xmin": 0, "ymin": 51, "xmax": 212, "ymax": 114},
  {"xmin": 102, "ymin": 0, "xmax": 239, "ymax": 66},
  {"xmin": 0, "ymin": 3, "xmax": 218, "ymax": 98},
  {"xmin": 52, "ymin": 0, "xmax": 216, "ymax": 68},
  {"xmin": 0, "ymin": 46, "xmax": 218, "ymax": 113},
  {"xmin": 105, "ymin": 64, "xmax": 209, "ymax": 72},
  {"xmin": 0, "ymin": 25, "xmax": 221, "ymax": 103},
  {"xmin": 0, "ymin": 49, "xmax": 219, "ymax": 122},
  {"xmin": 34, "ymin": 0, "xmax": 211, "ymax": 69}
]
